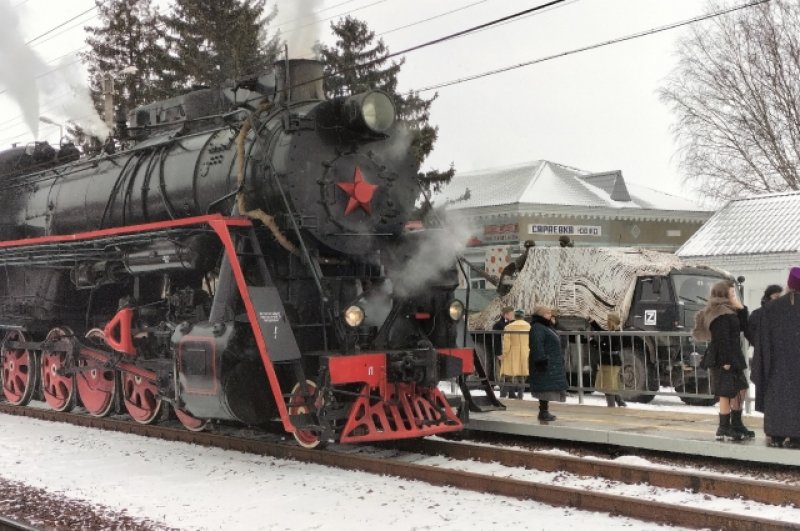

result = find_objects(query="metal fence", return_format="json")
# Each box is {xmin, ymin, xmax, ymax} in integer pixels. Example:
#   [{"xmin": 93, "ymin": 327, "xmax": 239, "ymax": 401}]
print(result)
[{"xmin": 468, "ymin": 328, "xmax": 753, "ymax": 411}]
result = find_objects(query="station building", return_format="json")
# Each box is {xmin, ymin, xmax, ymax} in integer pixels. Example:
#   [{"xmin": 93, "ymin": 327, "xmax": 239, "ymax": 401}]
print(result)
[
  {"xmin": 677, "ymin": 191, "xmax": 800, "ymax": 309},
  {"xmin": 434, "ymin": 160, "xmax": 713, "ymax": 295}
]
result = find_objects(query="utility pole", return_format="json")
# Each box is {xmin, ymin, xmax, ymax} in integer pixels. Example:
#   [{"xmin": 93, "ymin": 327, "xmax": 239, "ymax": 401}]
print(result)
[{"xmin": 102, "ymin": 74, "xmax": 116, "ymax": 130}]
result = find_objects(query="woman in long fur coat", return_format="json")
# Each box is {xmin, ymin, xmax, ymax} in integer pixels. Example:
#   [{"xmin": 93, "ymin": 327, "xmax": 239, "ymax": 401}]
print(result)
[{"xmin": 692, "ymin": 280, "xmax": 751, "ymax": 441}]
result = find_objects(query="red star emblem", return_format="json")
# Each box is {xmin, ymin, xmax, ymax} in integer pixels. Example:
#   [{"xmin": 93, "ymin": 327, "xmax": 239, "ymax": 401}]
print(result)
[{"xmin": 337, "ymin": 166, "xmax": 378, "ymax": 215}]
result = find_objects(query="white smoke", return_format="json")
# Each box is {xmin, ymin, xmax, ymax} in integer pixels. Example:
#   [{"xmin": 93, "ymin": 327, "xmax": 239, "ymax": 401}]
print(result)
[
  {"xmin": 281, "ymin": 0, "xmax": 325, "ymax": 58},
  {"xmin": 0, "ymin": 0, "xmax": 44, "ymax": 138},
  {"xmin": 0, "ymin": 0, "xmax": 109, "ymax": 143},
  {"xmin": 42, "ymin": 58, "xmax": 110, "ymax": 140},
  {"xmin": 390, "ymin": 212, "xmax": 476, "ymax": 298}
]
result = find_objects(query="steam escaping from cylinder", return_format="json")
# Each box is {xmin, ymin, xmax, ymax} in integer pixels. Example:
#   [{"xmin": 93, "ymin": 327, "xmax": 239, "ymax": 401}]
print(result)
[
  {"xmin": 0, "ymin": 0, "xmax": 109, "ymax": 143},
  {"xmin": 390, "ymin": 213, "xmax": 475, "ymax": 298},
  {"xmin": 281, "ymin": 0, "xmax": 324, "ymax": 58}
]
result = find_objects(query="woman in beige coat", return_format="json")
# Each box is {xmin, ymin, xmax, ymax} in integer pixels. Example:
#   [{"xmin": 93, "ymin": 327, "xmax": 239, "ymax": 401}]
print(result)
[{"xmin": 499, "ymin": 309, "xmax": 530, "ymax": 399}]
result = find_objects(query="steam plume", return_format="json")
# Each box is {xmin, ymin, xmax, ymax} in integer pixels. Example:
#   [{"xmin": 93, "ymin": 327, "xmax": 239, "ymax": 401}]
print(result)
[
  {"xmin": 282, "ymin": 0, "xmax": 324, "ymax": 58},
  {"xmin": 390, "ymin": 212, "xmax": 475, "ymax": 297},
  {"xmin": 0, "ymin": 0, "xmax": 109, "ymax": 143},
  {"xmin": 0, "ymin": 0, "xmax": 43, "ymax": 137}
]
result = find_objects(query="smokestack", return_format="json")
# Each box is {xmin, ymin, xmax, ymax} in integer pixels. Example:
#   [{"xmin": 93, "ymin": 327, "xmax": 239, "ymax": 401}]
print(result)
[{"xmin": 274, "ymin": 59, "xmax": 325, "ymax": 104}]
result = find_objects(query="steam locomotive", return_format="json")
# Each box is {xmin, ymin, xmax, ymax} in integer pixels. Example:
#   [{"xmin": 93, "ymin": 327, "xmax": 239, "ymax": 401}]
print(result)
[{"xmin": 0, "ymin": 59, "xmax": 473, "ymax": 447}]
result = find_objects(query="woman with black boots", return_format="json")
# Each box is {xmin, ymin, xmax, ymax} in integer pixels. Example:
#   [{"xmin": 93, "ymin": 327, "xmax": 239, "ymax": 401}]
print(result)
[
  {"xmin": 529, "ymin": 304, "xmax": 567, "ymax": 421},
  {"xmin": 692, "ymin": 280, "xmax": 753, "ymax": 441}
]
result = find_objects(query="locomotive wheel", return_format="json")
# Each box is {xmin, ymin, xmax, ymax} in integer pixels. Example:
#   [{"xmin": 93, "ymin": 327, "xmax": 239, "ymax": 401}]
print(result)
[
  {"xmin": 288, "ymin": 380, "xmax": 325, "ymax": 449},
  {"xmin": 174, "ymin": 406, "xmax": 209, "ymax": 432},
  {"xmin": 76, "ymin": 329, "xmax": 119, "ymax": 417},
  {"xmin": 1, "ymin": 330, "xmax": 39, "ymax": 406},
  {"xmin": 121, "ymin": 371, "xmax": 163, "ymax": 424},
  {"xmin": 40, "ymin": 327, "xmax": 77, "ymax": 412}
]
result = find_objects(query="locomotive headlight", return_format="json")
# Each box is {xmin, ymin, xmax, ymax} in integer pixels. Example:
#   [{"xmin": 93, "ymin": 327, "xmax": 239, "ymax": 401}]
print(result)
[
  {"xmin": 346, "ymin": 91, "xmax": 395, "ymax": 134},
  {"xmin": 344, "ymin": 305, "xmax": 366, "ymax": 328},
  {"xmin": 448, "ymin": 300, "xmax": 465, "ymax": 321}
]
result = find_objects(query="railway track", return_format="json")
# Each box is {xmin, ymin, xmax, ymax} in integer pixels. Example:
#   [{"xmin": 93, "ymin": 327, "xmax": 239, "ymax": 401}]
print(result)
[{"xmin": 0, "ymin": 402, "xmax": 797, "ymax": 531}]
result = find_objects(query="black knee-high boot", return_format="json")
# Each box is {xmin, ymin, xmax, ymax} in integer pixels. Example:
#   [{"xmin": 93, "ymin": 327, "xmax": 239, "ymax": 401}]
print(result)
[
  {"xmin": 730, "ymin": 410, "xmax": 755, "ymax": 438},
  {"xmin": 538, "ymin": 400, "xmax": 556, "ymax": 421}
]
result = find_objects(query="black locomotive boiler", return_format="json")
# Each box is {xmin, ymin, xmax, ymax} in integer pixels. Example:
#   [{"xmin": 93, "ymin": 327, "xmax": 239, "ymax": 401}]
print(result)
[{"xmin": 0, "ymin": 59, "xmax": 473, "ymax": 447}]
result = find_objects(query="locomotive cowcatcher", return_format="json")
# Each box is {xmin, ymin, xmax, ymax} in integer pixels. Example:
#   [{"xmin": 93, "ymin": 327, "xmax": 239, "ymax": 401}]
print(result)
[{"xmin": 0, "ymin": 59, "xmax": 473, "ymax": 447}]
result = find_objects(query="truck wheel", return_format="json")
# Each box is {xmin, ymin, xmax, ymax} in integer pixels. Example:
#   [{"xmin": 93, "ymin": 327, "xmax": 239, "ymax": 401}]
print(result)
[{"xmin": 620, "ymin": 348, "xmax": 659, "ymax": 403}]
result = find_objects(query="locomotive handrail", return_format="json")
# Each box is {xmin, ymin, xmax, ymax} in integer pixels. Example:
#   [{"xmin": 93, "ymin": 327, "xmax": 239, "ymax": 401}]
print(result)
[{"xmin": 0, "ymin": 214, "xmax": 250, "ymax": 249}]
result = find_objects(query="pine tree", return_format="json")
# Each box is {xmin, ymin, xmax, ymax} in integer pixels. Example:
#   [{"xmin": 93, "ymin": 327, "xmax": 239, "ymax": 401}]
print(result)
[
  {"xmin": 83, "ymin": 0, "xmax": 171, "ymax": 115},
  {"xmin": 164, "ymin": 0, "xmax": 280, "ymax": 89},
  {"xmin": 319, "ymin": 16, "xmax": 454, "ymax": 192}
]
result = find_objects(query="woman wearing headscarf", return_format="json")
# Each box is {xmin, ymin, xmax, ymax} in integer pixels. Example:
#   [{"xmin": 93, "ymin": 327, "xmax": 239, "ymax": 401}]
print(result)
[
  {"xmin": 748, "ymin": 284, "xmax": 782, "ymax": 416},
  {"xmin": 529, "ymin": 304, "xmax": 567, "ymax": 421},
  {"xmin": 692, "ymin": 280, "xmax": 751, "ymax": 441}
]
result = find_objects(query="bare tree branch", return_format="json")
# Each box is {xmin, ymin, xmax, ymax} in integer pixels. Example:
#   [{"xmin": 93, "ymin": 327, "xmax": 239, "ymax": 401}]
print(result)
[{"xmin": 660, "ymin": 0, "xmax": 800, "ymax": 200}]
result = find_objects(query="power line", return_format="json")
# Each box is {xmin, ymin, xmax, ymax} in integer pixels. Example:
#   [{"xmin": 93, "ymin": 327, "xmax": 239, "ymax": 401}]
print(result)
[
  {"xmin": 26, "ymin": 5, "xmax": 97, "ymax": 45},
  {"xmin": 29, "ymin": 11, "xmax": 99, "ymax": 49},
  {"xmin": 413, "ymin": 0, "xmax": 770, "ymax": 94},
  {"xmin": 280, "ymin": 0, "xmax": 569, "ymax": 93},
  {"xmin": 273, "ymin": 0, "xmax": 361, "ymax": 31},
  {"xmin": 378, "ymin": 0, "xmax": 491, "ymax": 37},
  {"xmin": 281, "ymin": 0, "xmax": 391, "ymax": 39},
  {"xmin": 381, "ymin": 0, "xmax": 568, "ymax": 63}
]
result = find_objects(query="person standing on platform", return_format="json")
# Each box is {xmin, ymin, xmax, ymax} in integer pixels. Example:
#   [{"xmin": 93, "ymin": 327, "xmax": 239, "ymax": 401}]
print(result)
[
  {"xmin": 757, "ymin": 268, "xmax": 800, "ymax": 448},
  {"xmin": 529, "ymin": 304, "xmax": 567, "ymax": 421},
  {"xmin": 692, "ymin": 280, "xmax": 752, "ymax": 441},
  {"xmin": 499, "ymin": 309, "xmax": 530, "ymax": 400},
  {"xmin": 748, "ymin": 284, "xmax": 782, "ymax": 415},
  {"xmin": 492, "ymin": 306, "xmax": 515, "ymax": 397},
  {"xmin": 594, "ymin": 312, "xmax": 626, "ymax": 407}
]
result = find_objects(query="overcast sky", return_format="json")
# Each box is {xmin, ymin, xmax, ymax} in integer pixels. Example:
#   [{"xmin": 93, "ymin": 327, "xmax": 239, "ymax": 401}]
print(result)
[{"xmin": 0, "ymin": 0, "xmax": 725, "ymax": 197}]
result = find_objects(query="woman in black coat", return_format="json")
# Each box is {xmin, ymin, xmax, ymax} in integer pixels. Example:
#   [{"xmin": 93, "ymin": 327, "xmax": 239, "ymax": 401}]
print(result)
[
  {"xmin": 748, "ymin": 284, "xmax": 782, "ymax": 415},
  {"xmin": 529, "ymin": 304, "xmax": 567, "ymax": 421},
  {"xmin": 693, "ymin": 280, "xmax": 751, "ymax": 441}
]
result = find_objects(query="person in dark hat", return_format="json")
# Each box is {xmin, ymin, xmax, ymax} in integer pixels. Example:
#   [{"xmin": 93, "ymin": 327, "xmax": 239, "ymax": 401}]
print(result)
[
  {"xmin": 749, "ymin": 284, "xmax": 783, "ymax": 417},
  {"xmin": 492, "ymin": 306, "xmax": 515, "ymax": 397},
  {"xmin": 756, "ymin": 267, "xmax": 800, "ymax": 448},
  {"xmin": 529, "ymin": 304, "xmax": 567, "ymax": 421}
]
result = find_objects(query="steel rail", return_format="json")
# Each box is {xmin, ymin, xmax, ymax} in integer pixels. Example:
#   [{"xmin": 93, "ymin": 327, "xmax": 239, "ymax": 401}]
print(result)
[
  {"xmin": 0, "ymin": 403, "xmax": 795, "ymax": 531},
  {"xmin": 391, "ymin": 438, "xmax": 800, "ymax": 507},
  {"xmin": 0, "ymin": 515, "xmax": 42, "ymax": 531}
]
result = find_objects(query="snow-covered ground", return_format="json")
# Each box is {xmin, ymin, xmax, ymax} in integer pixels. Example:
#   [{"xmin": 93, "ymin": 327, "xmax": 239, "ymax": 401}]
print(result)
[
  {"xmin": 0, "ymin": 411, "xmax": 697, "ymax": 531},
  {"xmin": 1, "ymin": 397, "xmax": 796, "ymax": 531}
]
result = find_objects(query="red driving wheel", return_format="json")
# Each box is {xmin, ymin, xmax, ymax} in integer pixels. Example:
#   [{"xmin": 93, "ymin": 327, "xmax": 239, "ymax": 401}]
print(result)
[
  {"xmin": 76, "ymin": 329, "xmax": 118, "ymax": 417},
  {"xmin": 1, "ymin": 330, "xmax": 38, "ymax": 406},
  {"xmin": 40, "ymin": 327, "xmax": 76, "ymax": 412}
]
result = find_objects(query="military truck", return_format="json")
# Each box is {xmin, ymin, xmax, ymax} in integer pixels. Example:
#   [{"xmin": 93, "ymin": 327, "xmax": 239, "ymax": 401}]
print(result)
[{"xmin": 470, "ymin": 246, "xmax": 739, "ymax": 405}]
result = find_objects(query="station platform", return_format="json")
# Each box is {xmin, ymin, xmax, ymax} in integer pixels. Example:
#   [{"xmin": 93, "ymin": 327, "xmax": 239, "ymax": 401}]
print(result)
[{"xmin": 467, "ymin": 399, "xmax": 800, "ymax": 467}]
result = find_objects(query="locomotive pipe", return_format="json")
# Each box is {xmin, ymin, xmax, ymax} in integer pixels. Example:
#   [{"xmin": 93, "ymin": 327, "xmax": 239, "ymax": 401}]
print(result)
[{"xmin": 235, "ymin": 101, "xmax": 299, "ymax": 255}]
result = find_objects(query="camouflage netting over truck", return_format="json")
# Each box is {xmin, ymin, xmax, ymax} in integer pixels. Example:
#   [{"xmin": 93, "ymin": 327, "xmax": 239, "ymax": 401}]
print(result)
[{"xmin": 470, "ymin": 247, "xmax": 723, "ymax": 330}]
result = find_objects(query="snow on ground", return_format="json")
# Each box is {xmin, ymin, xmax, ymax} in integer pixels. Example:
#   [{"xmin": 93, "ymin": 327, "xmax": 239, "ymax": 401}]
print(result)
[
  {"xmin": 450, "ymin": 381, "xmax": 764, "ymax": 417},
  {"xmin": 0, "ymin": 412, "xmax": 689, "ymax": 531}
]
